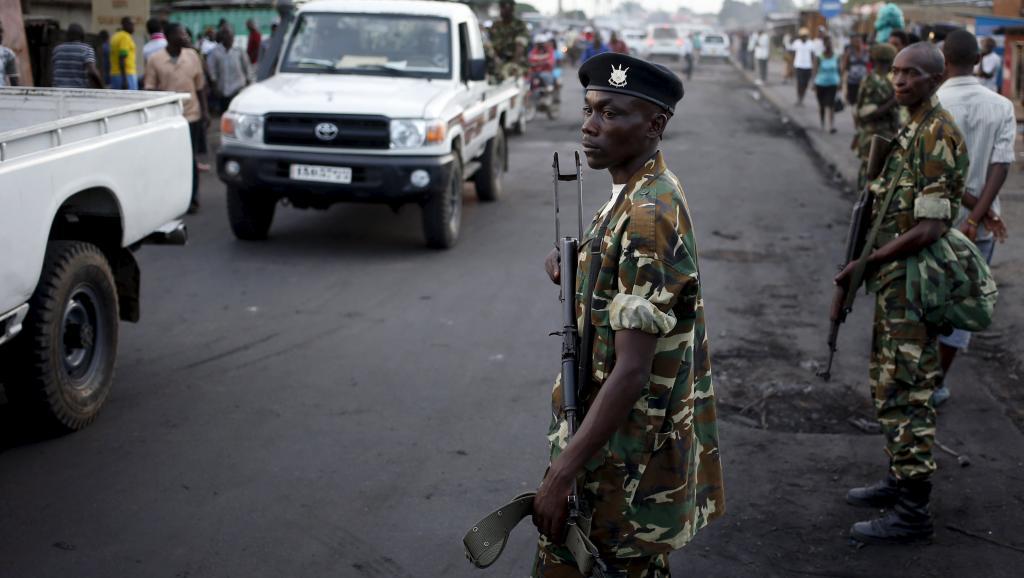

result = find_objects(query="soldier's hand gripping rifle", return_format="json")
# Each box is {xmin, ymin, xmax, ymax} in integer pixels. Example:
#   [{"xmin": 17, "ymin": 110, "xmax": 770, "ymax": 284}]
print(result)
[
  {"xmin": 461, "ymin": 152, "xmax": 606, "ymax": 577},
  {"xmin": 819, "ymin": 136, "xmax": 891, "ymax": 382}
]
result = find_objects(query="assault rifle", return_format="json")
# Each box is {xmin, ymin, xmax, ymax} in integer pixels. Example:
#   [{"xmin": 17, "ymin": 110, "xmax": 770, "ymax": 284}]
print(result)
[
  {"xmin": 461, "ymin": 152, "xmax": 606, "ymax": 576},
  {"xmin": 819, "ymin": 136, "xmax": 892, "ymax": 382}
]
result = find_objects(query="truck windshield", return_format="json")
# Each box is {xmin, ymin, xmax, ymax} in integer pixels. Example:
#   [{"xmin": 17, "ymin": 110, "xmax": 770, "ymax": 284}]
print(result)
[{"xmin": 281, "ymin": 13, "xmax": 452, "ymax": 79}]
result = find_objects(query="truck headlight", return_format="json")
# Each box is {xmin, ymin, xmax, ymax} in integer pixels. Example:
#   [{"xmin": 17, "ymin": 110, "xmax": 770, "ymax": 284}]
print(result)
[
  {"xmin": 222, "ymin": 112, "xmax": 264, "ymax": 143},
  {"xmin": 390, "ymin": 119, "xmax": 446, "ymax": 149}
]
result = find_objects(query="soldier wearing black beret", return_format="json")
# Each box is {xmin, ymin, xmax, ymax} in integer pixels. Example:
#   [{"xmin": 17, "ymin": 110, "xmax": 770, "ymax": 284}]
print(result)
[{"xmin": 536, "ymin": 53, "xmax": 726, "ymax": 576}]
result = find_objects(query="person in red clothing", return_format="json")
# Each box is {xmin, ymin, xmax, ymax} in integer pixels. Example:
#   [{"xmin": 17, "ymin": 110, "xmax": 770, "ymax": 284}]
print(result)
[
  {"xmin": 245, "ymin": 19, "xmax": 261, "ymax": 64},
  {"xmin": 608, "ymin": 31, "xmax": 629, "ymax": 54}
]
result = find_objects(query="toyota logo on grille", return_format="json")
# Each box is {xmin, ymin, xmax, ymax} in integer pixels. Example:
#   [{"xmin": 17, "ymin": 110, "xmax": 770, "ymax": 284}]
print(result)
[{"xmin": 314, "ymin": 122, "xmax": 339, "ymax": 141}]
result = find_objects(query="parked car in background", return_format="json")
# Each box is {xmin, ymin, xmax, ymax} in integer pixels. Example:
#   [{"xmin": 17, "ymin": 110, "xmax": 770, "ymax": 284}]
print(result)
[
  {"xmin": 621, "ymin": 29, "xmax": 646, "ymax": 55},
  {"xmin": 643, "ymin": 24, "xmax": 683, "ymax": 60},
  {"xmin": 700, "ymin": 32, "xmax": 730, "ymax": 60}
]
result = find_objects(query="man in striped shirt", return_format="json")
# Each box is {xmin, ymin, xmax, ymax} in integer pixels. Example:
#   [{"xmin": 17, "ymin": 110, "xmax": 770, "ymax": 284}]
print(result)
[
  {"xmin": 933, "ymin": 29, "xmax": 1015, "ymax": 405},
  {"xmin": 50, "ymin": 23, "xmax": 104, "ymax": 88}
]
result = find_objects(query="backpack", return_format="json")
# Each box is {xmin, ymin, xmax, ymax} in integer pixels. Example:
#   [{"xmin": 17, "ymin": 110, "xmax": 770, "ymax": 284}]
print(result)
[{"xmin": 905, "ymin": 227, "xmax": 998, "ymax": 333}]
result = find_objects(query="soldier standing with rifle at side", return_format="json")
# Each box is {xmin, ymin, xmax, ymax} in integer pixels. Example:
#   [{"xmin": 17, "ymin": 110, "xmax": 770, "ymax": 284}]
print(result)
[
  {"xmin": 533, "ymin": 53, "xmax": 725, "ymax": 576},
  {"xmin": 852, "ymin": 44, "xmax": 900, "ymax": 191},
  {"xmin": 831, "ymin": 43, "xmax": 968, "ymax": 545}
]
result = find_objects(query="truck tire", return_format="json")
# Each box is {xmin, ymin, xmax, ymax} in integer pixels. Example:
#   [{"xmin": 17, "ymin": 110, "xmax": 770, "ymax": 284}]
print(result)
[
  {"xmin": 422, "ymin": 155, "xmax": 463, "ymax": 249},
  {"xmin": 474, "ymin": 128, "xmax": 506, "ymax": 202},
  {"xmin": 227, "ymin": 186, "xmax": 276, "ymax": 241},
  {"xmin": 5, "ymin": 241, "xmax": 118, "ymax": 431}
]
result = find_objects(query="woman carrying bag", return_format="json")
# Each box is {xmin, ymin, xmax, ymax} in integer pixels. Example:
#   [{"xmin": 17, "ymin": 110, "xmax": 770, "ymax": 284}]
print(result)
[{"xmin": 813, "ymin": 35, "xmax": 842, "ymax": 133}]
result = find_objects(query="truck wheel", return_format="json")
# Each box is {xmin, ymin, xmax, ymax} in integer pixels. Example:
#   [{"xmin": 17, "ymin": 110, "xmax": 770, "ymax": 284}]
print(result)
[
  {"xmin": 474, "ymin": 128, "xmax": 506, "ymax": 202},
  {"xmin": 227, "ymin": 186, "xmax": 276, "ymax": 241},
  {"xmin": 5, "ymin": 241, "xmax": 118, "ymax": 431},
  {"xmin": 422, "ymin": 156, "xmax": 463, "ymax": 249}
]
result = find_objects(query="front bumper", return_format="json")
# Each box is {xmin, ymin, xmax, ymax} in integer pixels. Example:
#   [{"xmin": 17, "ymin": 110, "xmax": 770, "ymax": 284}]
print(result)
[{"xmin": 217, "ymin": 144, "xmax": 455, "ymax": 206}]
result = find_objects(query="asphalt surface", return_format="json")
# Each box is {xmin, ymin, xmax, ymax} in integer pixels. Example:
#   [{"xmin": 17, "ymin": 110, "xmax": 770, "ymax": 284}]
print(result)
[{"xmin": 3, "ymin": 61, "xmax": 1023, "ymax": 578}]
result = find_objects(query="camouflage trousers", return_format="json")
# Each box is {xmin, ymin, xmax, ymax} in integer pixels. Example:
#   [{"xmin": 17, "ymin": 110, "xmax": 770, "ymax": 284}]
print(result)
[
  {"xmin": 532, "ymin": 536, "xmax": 670, "ymax": 578},
  {"xmin": 869, "ymin": 279, "xmax": 941, "ymax": 481}
]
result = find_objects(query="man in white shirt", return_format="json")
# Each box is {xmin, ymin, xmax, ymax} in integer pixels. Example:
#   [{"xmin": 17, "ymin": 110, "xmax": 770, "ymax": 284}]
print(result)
[
  {"xmin": 142, "ymin": 18, "xmax": 167, "ymax": 63},
  {"xmin": 934, "ymin": 30, "xmax": 1015, "ymax": 405},
  {"xmin": 755, "ymin": 30, "xmax": 770, "ymax": 85},
  {"xmin": 790, "ymin": 27, "xmax": 815, "ymax": 106},
  {"xmin": 975, "ymin": 36, "xmax": 1001, "ymax": 92}
]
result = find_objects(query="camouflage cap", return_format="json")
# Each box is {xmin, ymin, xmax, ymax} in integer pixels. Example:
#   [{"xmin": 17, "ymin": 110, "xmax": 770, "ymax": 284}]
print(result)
[{"xmin": 871, "ymin": 43, "xmax": 897, "ymax": 62}]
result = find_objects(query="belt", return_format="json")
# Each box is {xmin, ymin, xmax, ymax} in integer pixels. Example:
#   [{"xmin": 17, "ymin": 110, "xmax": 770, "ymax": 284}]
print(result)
[{"xmin": 463, "ymin": 492, "xmax": 608, "ymax": 576}]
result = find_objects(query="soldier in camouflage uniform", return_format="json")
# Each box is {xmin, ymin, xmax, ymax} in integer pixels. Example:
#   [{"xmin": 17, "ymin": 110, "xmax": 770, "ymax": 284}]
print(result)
[
  {"xmin": 536, "ymin": 53, "xmax": 724, "ymax": 577},
  {"xmin": 487, "ymin": 0, "xmax": 529, "ymax": 81},
  {"xmin": 834, "ymin": 43, "xmax": 968, "ymax": 545},
  {"xmin": 853, "ymin": 43, "xmax": 900, "ymax": 190}
]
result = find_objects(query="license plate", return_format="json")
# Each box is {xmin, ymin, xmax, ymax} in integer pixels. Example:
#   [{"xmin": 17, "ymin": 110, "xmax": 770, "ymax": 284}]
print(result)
[{"xmin": 289, "ymin": 164, "xmax": 353, "ymax": 184}]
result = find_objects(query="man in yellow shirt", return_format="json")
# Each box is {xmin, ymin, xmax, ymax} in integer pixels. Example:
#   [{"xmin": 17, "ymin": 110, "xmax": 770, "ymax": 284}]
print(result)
[{"xmin": 110, "ymin": 17, "xmax": 138, "ymax": 90}]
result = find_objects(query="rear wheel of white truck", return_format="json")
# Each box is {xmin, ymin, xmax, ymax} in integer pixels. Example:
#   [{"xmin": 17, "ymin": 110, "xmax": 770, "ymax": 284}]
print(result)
[
  {"xmin": 422, "ymin": 155, "xmax": 463, "ymax": 249},
  {"xmin": 227, "ymin": 186, "xmax": 276, "ymax": 240},
  {"xmin": 474, "ymin": 128, "xmax": 506, "ymax": 202},
  {"xmin": 6, "ymin": 241, "xmax": 118, "ymax": 431}
]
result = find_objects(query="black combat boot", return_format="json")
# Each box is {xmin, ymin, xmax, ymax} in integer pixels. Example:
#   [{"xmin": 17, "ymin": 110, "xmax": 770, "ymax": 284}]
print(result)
[
  {"xmin": 850, "ymin": 479, "xmax": 934, "ymax": 544},
  {"xmin": 846, "ymin": 473, "xmax": 899, "ymax": 508}
]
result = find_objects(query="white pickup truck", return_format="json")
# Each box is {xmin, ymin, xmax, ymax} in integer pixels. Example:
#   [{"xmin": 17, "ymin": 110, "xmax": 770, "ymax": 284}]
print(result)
[
  {"xmin": 217, "ymin": 0, "xmax": 526, "ymax": 248},
  {"xmin": 0, "ymin": 87, "xmax": 191, "ymax": 431}
]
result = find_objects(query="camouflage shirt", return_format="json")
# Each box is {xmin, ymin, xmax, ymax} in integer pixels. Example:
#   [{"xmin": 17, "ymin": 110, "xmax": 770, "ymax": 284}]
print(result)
[
  {"xmin": 487, "ymin": 17, "xmax": 529, "ymax": 80},
  {"xmin": 866, "ymin": 95, "xmax": 968, "ymax": 293},
  {"xmin": 855, "ymin": 71, "xmax": 899, "ymax": 160},
  {"xmin": 548, "ymin": 152, "xmax": 725, "ymax": 557}
]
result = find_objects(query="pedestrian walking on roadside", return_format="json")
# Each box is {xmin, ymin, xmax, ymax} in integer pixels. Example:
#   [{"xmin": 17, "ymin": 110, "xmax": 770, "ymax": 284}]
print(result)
[
  {"xmin": 853, "ymin": 44, "xmax": 899, "ymax": 190},
  {"xmin": 812, "ymin": 36, "xmax": 841, "ymax": 133},
  {"xmin": 97, "ymin": 30, "xmax": 111, "ymax": 85},
  {"xmin": 608, "ymin": 31, "xmax": 628, "ymax": 54},
  {"xmin": 206, "ymin": 25, "xmax": 254, "ymax": 113},
  {"xmin": 755, "ymin": 30, "xmax": 770, "ymax": 85},
  {"xmin": 0, "ymin": 20, "xmax": 21, "ymax": 87},
  {"xmin": 245, "ymin": 19, "xmax": 262, "ymax": 65},
  {"xmin": 976, "ymin": 37, "xmax": 1001, "ymax": 92},
  {"xmin": 782, "ymin": 31, "xmax": 794, "ymax": 83},
  {"xmin": 50, "ymin": 23, "xmax": 104, "ymax": 88},
  {"xmin": 144, "ymin": 22, "xmax": 209, "ymax": 214},
  {"xmin": 258, "ymin": 21, "xmax": 278, "ymax": 64},
  {"xmin": 581, "ymin": 32, "xmax": 608, "ymax": 63},
  {"xmin": 534, "ymin": 52, "xmax": 724, "ymax": 576},
  {"xmin": 792, "ymin": 27, "xmax": 815, "ymax": 106},
  {"xmin": 142, "ymin": 18, "xmax": 167, "ymax": 63},
  {"xmin": 110, "ymin": 17, "xmax": 139, "ymax": 90},
  {"xmin": 843, "ymin": 33, "xmax": 868, "ymax": 108},
  {"xmin": 835, "ymin": 42, "xmax": 969, "ymax": 545},
  {"xmin": 746, "ymin": 30, "xmax": 758, "ymax": 71},
  {"xmin": 933, "ymin": 30, "xmax": 1014, "ymax": 406},
  {"xmin": 888, "ymin": 29, "xmax": 909, "ymax": 53}
]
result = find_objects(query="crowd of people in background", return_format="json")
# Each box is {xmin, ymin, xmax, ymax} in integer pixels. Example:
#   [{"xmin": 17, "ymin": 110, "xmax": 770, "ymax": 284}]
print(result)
[{"xmin": 10, "ymin": 15, "xmax": 275, "ymax": 214}]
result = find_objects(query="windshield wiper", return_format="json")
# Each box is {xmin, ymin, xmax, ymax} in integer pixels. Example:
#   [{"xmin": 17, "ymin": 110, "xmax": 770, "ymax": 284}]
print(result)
[
  {"xmin": 350, "ymin": 63, "xmax": 407, "ymax": 75},
  {"xmin": 293, "ymin": 58, "xmax": 335, "ymax": 70}
]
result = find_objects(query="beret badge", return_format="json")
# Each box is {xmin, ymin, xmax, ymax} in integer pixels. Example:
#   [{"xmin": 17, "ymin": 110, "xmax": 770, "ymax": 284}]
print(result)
[{"xmin": 608, "ymin": 64, "xmax": 629, "ymax": 88}]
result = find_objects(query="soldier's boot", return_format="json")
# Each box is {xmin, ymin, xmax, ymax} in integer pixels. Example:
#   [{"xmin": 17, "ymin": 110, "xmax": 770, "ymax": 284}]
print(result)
[
  {"xmin": 845, "ymin": 473, "xmax": 899, "ymax": 508},
  {"xmin": 850, "ymin": 479, "xmax": 934, "ymax": 544}
]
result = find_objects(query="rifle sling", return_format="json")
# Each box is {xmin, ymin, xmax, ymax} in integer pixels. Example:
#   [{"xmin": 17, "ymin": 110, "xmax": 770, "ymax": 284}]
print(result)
[
  {"xmin": 846, "ymin": 107, "xmax": 939, "ymax": 302},
  {"xmin": 578, "ymin": 192, "xmax": 627, "ymax": 409}
]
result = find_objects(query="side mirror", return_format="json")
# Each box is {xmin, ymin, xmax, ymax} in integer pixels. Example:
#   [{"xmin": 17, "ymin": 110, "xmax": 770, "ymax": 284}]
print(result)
[{"xmin": 468, "ymin": 58, "xmax": 487, "ymax": 82}]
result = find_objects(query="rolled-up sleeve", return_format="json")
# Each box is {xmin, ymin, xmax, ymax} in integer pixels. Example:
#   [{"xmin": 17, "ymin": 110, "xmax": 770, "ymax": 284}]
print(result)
[{"xmin": 611, "ymin": 252, "xmax": 695, "ymax": 337}]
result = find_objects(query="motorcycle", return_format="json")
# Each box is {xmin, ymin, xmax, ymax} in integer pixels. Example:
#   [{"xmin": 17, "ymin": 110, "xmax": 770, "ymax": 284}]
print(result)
[{"xmin": 526, "ymin": 71, "xmax": 559, "ymax": 121}]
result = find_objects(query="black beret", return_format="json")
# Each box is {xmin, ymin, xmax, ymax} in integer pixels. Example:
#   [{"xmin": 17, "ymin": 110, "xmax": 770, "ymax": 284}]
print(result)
[{"xmin": 578, "ymin": 53, "xmax": 684, "ymax": 113}]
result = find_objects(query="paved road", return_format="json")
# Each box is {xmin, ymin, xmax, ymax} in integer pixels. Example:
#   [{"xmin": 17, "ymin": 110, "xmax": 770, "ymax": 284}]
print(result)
[{"xmin": 3, "ymin": 62, "xmax": 1022, "ymax": 577}]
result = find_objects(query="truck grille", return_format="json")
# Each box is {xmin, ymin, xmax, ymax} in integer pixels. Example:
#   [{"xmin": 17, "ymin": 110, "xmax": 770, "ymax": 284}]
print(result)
[{"xmin": 263, "ymin": 114, "xmax": 390, "ymax": 149}]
